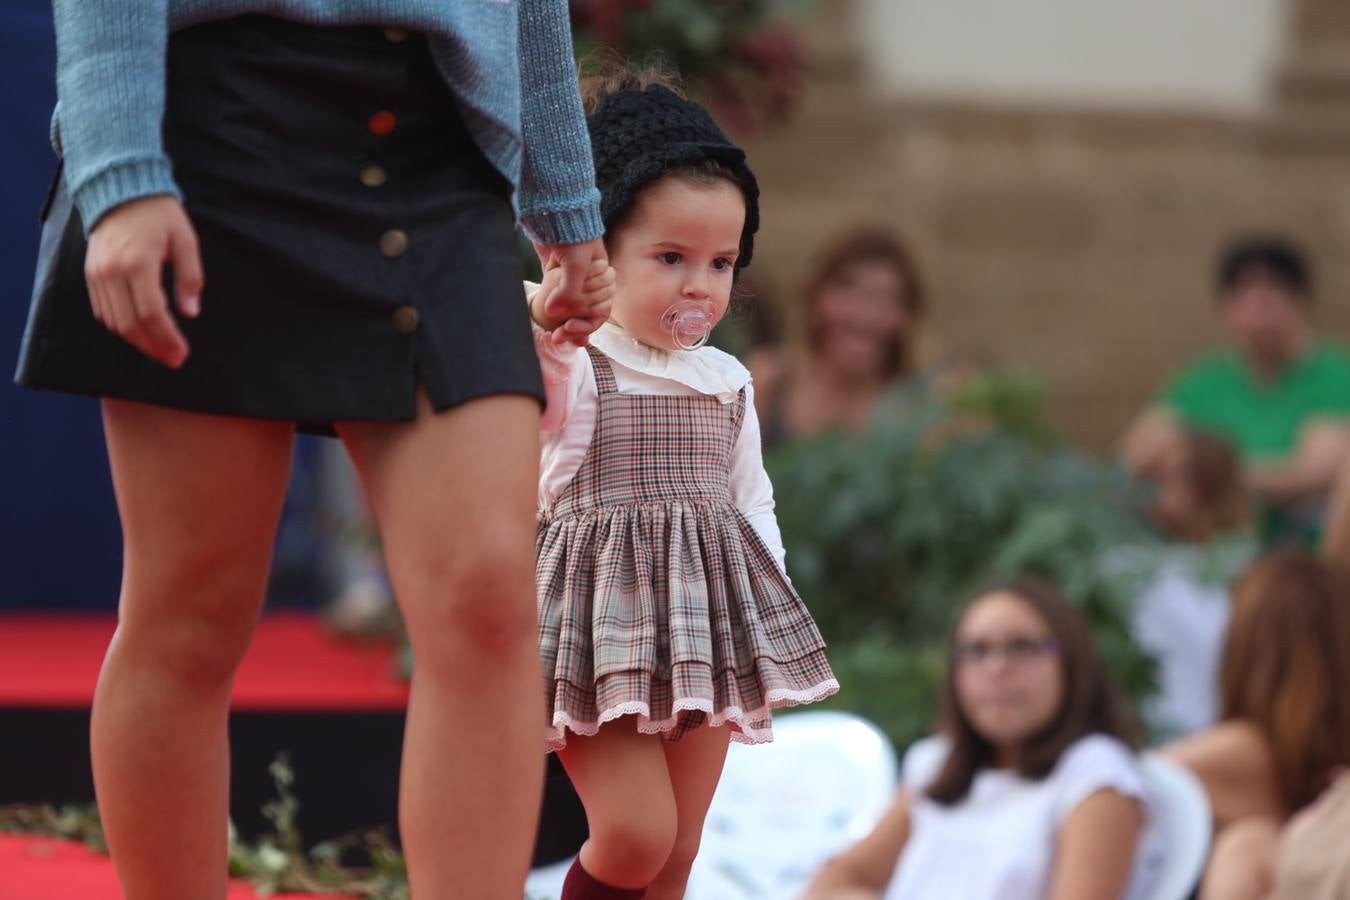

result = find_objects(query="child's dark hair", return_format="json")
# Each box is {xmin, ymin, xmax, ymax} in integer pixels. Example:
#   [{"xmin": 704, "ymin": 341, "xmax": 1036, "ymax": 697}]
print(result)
[
  {"xmin": 580, "ymin": 57, "xmax": 760, "ymax": 269},
  {"xmin": 1216, "ymin": 235, "xmax": 1312, "ymax": 302}
]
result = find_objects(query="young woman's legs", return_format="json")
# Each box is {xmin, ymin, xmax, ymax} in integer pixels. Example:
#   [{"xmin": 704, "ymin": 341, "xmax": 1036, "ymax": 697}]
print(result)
[
  {"xmin": 95, "ymin": 399, "xmax": 296, "ymax": 900},
  {"xmin": 338, "ymin": 392, "xmax": 543, "ymax": 898},
  {"xmin": 1200, "ymin": 815, "xmax": 1282, "ymax": 900},
  {"xmin": 558, "ymin": 721, "xmax": 680, "ymax": 889},
  {"xmin": 645, "ymin": 724, "xmax": 731, "ymax": 900}
]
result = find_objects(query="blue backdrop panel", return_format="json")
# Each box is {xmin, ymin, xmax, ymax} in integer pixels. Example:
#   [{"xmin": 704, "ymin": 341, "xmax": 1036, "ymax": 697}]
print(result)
[
  {"xmin": 0, "ymin": 5, "xmax": 323, "ymax": 610},
  {"xmin": 0, "ymin": 4, "xmax": 123, "ymax": 610}
]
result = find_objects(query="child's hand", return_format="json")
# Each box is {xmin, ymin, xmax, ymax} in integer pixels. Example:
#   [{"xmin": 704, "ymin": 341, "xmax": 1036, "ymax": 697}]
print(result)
[{"xmin": 531, "ymin": 258, "xmax": 616, "ymax": 347}]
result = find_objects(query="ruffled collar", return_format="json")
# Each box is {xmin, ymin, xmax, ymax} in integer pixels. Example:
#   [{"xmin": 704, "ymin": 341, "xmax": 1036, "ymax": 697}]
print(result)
[
  {"xmin": 591, "ymin": 322, "xmax": 750, "ymax": 402},
  {"xmin": 522, "ymin": 282, "xmax": 750, "ymax": 401}
]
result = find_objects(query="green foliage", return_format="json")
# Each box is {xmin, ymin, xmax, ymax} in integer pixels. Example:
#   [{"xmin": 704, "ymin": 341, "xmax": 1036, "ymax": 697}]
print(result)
[
  {"xmin": 0, "ymin": 802, "xmax": 106, "ymax": 852},
  {"xmin": 228, "ymin": 755, "xmax": 410, "ymax": 897},
  {"xmin": 570, "ymin": 0, "xmax": 816, "ymax": 130},
  {"xmin": 1, "ymin": 757, "xmax": 413, "ymax": 900},
  {"xmin": 812, "ymin": 636, "xmax": 950, "ymax": 752},
  {"xmin": 768, "ymin": 375, "xmax": 1161, "ymax": 751},
  {"xmin": 573, "ymin": 0, "xmax": 808, "ymax": 70}
]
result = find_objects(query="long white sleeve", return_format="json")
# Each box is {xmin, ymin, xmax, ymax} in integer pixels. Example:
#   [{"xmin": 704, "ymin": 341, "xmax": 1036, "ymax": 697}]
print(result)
[
  {"xmin": 532, "ymin": 321, "xmax": 589, "ymax": 434},
  {"xmin": 525, "ymin": 280, "xmax": 591, "ymax": 435},
  {"xmin": 730, "ymin": 383, "xmax": 788, "ymax": 574}
]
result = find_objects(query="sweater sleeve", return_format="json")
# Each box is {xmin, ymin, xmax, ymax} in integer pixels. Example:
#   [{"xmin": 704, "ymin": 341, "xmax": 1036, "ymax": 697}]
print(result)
[
  {"xmin": 513, "ymin": 0, "xmax": 604, "ymax": 246},
  {"xmin": 51, "ymin": 1, "xmax": 183, "ymax": 233}
]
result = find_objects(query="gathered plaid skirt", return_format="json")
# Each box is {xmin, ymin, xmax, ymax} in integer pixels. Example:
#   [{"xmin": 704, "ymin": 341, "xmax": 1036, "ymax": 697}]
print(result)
[{"xmin": 535, "ymin": 348, "xmax": 838, "ymax": 752}]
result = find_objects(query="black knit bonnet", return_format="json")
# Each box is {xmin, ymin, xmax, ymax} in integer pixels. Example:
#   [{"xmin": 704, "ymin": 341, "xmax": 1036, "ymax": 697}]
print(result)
[{"xmin": 586, "ymin": 85, "xmax": 760, "ymax": 268}]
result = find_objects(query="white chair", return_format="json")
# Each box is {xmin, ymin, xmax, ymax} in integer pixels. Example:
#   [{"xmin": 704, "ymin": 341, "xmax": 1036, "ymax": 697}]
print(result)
[
  {"xmin": 527, "ymin": 711, "xmax": 897, "ymax": 900},
  {"xmin": 528, "ymin": 723, "xmax": 1208, "ymax": 900},
  {"xmin": 1130, "ymin": 752, "xmax": 1212, "ymax": 900},
  {"xmin": 687, "ymin": 710, "xmax": 899, "ymax": 899},
  {"xmin": 524, "ymin": 855, "xmax": 573, "ymax": 900}
]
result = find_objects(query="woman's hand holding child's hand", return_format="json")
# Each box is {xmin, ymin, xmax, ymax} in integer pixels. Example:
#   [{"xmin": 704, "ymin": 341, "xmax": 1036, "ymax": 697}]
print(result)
[{"xmin": 531, "ymin": 257, "xmax": 616, "ymax": 346}]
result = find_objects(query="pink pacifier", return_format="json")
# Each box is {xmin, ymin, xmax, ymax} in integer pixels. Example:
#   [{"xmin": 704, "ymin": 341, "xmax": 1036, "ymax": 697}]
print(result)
[{"xmin": 660, "ymin": 301, "xmax": 714, "ymax": 351}]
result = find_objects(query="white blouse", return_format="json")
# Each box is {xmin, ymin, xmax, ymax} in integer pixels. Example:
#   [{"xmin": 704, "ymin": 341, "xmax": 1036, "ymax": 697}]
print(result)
[
  {"xmin": 1130, "ymin": 553, "xmax": 1233, "ymax": 737},
  {"xmin": 885, "ymin": 734, "xmax": 1154, "ymax": 900},
  {"xmin": 528, "ymin": 285, "xmax": 787, "ymax": 571}
]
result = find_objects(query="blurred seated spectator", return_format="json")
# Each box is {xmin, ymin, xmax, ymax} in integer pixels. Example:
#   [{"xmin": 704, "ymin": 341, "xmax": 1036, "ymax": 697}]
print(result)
[
  {"xmin": 749, "ymin": 226, "xmax": 928, "ymax": 452},
  {"xmin": 1272, "ymin": 770, "xmax": 1350, "ymax": 900},
  {"xmin": 1163, "ymin": 549, "xmax": 1350, "ymax": 900},
  {"xmin": 1126, "ymin": 429, "xmax": 1256, "ymax": 737},
  {"xmin": 803, "ymin": 580, "xmax": 1149, "ymax": 900},
  {"xmin": 1321, "ymin": 453, "xmax": 1350, "ymax": 568},
  {"xmin": 1120, "ymin": 236, "xmax": 1350, "ymax": 545}
]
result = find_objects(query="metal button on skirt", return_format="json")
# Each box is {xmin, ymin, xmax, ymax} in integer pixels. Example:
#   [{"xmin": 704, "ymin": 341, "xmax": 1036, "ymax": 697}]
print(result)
[{"xmin": 16, "ymin": 15, "xmax": 544, "ymax": 432}]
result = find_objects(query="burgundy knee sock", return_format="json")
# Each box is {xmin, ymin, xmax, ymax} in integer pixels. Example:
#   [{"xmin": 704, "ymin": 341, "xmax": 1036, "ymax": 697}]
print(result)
[{"xmin": 560, "ymin": 857, "xmax": 647, "ymax": 899}]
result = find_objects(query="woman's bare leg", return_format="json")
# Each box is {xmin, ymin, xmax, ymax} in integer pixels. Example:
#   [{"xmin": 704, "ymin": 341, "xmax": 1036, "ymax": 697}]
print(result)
[
  {"xmin": 339, "ymin": 393, "xmax": 543, "ymax": 899},
  {"xmin": 95, "ymin": 400, "xmax": 295, "ymax": 900}
]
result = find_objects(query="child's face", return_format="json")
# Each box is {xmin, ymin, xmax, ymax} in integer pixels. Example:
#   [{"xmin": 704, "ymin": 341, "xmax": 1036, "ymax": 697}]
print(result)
[
  {"xmin": 1150, "ymin": 437, "xmax": 1200, "ymax": 537},
  {"xmin": 606, "ymin": 175, "xmax": 746, "ymax": 351}
]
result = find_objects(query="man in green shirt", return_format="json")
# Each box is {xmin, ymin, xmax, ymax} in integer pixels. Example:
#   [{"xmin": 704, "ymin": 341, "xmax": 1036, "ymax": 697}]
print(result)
[{"xmin": 1122, "ymin": 237, "xmax": 1350, "ymax": 543}]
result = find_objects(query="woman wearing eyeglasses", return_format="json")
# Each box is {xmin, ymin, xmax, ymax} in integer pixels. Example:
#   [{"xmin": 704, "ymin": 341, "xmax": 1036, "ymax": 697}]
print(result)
[{"xmin": 803, "ymin": 580, "xmax": 1151, "ymax": 900}]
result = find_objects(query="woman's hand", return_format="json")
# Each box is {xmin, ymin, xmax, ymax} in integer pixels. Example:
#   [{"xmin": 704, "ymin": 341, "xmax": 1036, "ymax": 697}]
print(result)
[
  {"xmin": 532, "ymin": 237, "xmax": 613, "ymax": 345},
  {"xmin": 531, "ymin": 256, "xmax": 615, "ymax": 347},
  {"xmin": 84, "ymin": 196, "xmax": 204, "ymax": 368}
]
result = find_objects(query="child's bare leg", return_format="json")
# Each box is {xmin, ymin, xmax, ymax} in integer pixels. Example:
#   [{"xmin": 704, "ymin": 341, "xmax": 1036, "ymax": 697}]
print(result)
[
  {"xmin": 95, "ymin": 400, "xmax": 295, "ymax": 900},
  {"xmin": 559, "ymin": 720, "xmax": 680, "ymax": 888},
  {"xmin": 645, "ymin": 724, "xmax": 732, "ymax": 900},
  {"xmin": 338, "ymin": 392, "xmax": 542, "ymax": 899},
  {"xmin": 1200, "ymin": 815, "xmax": 1281, "ymax": 900}
]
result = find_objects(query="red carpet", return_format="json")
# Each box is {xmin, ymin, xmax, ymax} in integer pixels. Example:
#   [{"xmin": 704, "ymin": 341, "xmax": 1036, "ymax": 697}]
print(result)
[
  {"xmin": 1, "ymin": 613, "xmax": 405, "ymax": 898},
  {"xmin": 0, "ymin": 834, "xmax": 337, "ymax": 899},
  {"xmin": 0, "ymin": 612, "xmax": 408, "ymax": 710}
]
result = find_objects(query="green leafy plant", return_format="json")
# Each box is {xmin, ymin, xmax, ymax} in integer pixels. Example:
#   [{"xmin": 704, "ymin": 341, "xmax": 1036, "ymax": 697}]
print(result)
[
  {"xmin": 570, "ymin": 0, "xmax": 815, "ymax": 131},
  {"xmin": 768, "ymin": 374, "xmax": 1161, "ymax": 751},
  {"xmin": 0, "ymin": 802, "xmax": 106, "ymax": 852}
]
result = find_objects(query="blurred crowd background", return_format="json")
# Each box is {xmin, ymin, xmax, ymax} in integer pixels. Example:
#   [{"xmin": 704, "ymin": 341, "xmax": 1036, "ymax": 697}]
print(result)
[{"xmin": 5, "ymin": 2, "xmax": 1350, "ymax": 894}]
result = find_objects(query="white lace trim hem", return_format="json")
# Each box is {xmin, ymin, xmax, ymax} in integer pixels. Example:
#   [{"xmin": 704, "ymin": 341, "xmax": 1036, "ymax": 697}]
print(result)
[{"xmin": 545, "ymin": 678, "xmax": 841, "ymax": 752}]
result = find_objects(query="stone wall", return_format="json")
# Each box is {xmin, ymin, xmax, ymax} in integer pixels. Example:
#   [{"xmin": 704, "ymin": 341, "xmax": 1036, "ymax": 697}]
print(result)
[{"xmin": 741, "ymin": 0, "xmax": 1350, "ymax": 453}]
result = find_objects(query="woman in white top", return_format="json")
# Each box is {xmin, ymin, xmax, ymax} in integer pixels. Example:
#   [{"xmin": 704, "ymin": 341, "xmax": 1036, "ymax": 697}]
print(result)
[{"xmin": 804, "ymin": 580, "xmax": 1150, "ymax": 900}]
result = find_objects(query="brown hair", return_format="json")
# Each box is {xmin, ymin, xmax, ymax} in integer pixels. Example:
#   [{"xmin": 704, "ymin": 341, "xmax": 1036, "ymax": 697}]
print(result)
[
  {"xmin": 1177, "ymin": 430, "xmax": 1250, "ymax": 539},
  {"xmin": 578, "ymin": 54, "xmax": 685, "ymax": 115},
  {"xmin": 927, "ymin": 579, "xmax": 1140, "ymax": 805},
  {"xmin": 1220, "ymin": 550, "xmax": 1350, "ymax": 812},
  {"xmin": 801, "ymin": 226, "xmax": 926, "ymax": 378}
]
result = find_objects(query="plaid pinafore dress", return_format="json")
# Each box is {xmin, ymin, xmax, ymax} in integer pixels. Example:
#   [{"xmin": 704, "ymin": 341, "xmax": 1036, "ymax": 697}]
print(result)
[{"xmin": 536, "ymin": 347, "xmax": 838, "ymax": 752}]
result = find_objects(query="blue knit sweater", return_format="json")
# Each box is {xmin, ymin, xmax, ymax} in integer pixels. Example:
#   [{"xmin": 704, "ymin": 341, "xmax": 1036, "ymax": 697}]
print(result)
[{"xmin": 50, "ymin": 0, "xmax": 604, "ymax": 244}]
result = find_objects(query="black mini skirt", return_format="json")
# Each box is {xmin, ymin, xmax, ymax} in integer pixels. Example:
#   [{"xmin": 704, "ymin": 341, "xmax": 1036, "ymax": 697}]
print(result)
[{"xmin": 16, "ymin": 15, "xmax": 544, "ymax": 431}]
